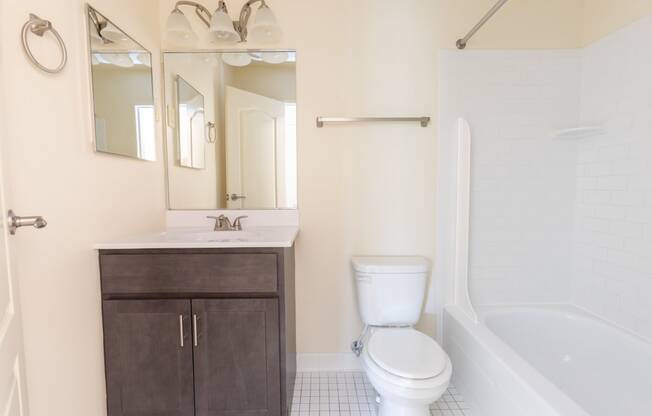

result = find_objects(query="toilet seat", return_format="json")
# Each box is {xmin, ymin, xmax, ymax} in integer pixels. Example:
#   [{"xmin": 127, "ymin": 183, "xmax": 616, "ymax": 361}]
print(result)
[{"xmin": 367, "ymin": 328, "xmax": 448, "ymax": 380}]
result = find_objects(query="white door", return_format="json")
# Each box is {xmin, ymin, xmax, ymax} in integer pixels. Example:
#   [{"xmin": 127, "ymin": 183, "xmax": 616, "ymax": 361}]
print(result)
[
  {"xmin": 225, "ymin": 87, "xmax": 285, "ymax": 209},
  {"xmin": 0, "ymin": 53, "xmax": 29, "ymax": 416}
]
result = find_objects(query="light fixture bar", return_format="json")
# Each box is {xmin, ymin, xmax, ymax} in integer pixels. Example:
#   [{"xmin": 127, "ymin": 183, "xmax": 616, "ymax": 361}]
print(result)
[
  {"xmin": 173, "ymin": 0, "xmax": 213, "ymax": 27},
  {"xmin": 88, "ymin": 8, "xmax": 110, "ymax": 43},
  {"xmin": 166, "ymin": 0, "xmax": 281, "ymax": 44},
  {"xmin": 236, "ymin": 0, "xmax": 267, "ymax": 41}
]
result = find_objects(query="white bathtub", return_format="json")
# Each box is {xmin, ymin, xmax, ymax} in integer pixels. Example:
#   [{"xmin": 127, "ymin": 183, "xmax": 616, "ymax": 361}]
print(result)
[{"xmin": 443, "ymin": 304, "xmax": 652, "ymax": 416}]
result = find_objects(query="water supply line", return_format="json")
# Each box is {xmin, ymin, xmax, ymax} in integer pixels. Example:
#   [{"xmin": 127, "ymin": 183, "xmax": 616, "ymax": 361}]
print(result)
[
  {"xmin": 351, "ymin": 325, "xmax": 369, "ymax": 357},
  {"xmin": 456, "ymin": 0, "xmax": 510, "ymax": 49}
]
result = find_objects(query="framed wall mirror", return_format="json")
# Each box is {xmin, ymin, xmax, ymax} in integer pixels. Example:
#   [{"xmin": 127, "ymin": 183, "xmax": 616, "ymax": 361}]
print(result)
[
  {"xmin": 163, "ymin": 51, "xmax": 297, "ymax": 210},
  {"xmin": 86, "ymin": 5, "xmax": 156, "ymax": 161}
]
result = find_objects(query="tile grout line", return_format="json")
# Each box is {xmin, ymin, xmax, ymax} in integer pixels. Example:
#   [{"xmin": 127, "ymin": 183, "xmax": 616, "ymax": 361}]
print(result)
[{"xmin": 290, "ymin": 371, "xmax": 468, "ymax": 416}]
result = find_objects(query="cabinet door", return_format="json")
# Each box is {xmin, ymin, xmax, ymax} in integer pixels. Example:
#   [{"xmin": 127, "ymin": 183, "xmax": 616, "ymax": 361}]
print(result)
[
  {"xmin": 193, "ymin": 299, "xmax": 280, "ymax": 416},
  {"xmin": 103, "ymin": 300, "xmax": 194, "ymax": 416}
]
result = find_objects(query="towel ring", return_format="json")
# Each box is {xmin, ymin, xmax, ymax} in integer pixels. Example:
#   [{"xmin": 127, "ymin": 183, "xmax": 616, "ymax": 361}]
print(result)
[{"xmin": 21, "ymin": 13, "xmax": 67, "ymax": 74}]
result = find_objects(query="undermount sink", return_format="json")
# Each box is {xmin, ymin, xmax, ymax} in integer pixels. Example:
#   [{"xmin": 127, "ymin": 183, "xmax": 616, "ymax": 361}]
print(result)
[{"xmin": 166, "ymin": 230, "xmax": 258, "ymax": 242}]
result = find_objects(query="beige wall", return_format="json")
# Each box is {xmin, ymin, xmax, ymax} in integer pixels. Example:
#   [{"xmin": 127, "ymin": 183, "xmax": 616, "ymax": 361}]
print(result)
[
  {"xmin": 286, "ymin": 0, "xmax": 651, "ymax": 356},
  {"xmin": 160, "ymin": 0, "xmax": 589, "ymax": 355},
  {"xmin": 0, "ymin": 2, "xmax": 165, "ymax": 416},
  {"xmin": 275, "ymin": 0, "xmax": 586, "ymax": 355},
  {"xmin": 2, "ymin": 1, "xmax": 652, "ymax": 415},
  {"xmin": 164, "ymin": 54, "xmax": 221, "ymax": 209},
  {"xmin": 582, "ymin": 0, "xmax": 652, "ymax": 45},
  {"xmin": 435, "ymin": 0, "xmax": 585, "ymax": 49}
]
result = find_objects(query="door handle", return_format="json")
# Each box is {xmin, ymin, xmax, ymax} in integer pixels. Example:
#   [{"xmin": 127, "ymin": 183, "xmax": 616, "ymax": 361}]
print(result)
[
  {"xmin": 229, "ymin": 194, "xmax": 247, "ymax": 201},
  {"xmin": 179, "ymin": 315, "xmax": 185, "ymax": 348},
  {"xmin": 192, "ymin": 314, "xmax": 199, "ymax": 347},
  {"xmin": 8, "ymin": 209, "xmax": 47, "ymax": 235}
]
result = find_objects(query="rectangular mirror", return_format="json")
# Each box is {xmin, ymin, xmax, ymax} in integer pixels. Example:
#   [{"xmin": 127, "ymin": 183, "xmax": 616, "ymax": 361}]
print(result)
[
  {"xmin": 177, "ymin": 76, "xmax": 206, "ymax": 169},
  {"xmin": 87, "ymin": 5, "xmax": 156, "ymax": 161},
  {"xmin": 163, "ymin": 51, "xmax": 297, "ymax": 210}
]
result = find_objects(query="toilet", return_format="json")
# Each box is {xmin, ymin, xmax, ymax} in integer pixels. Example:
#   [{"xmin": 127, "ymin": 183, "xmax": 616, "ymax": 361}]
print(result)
[{"xmin": 352, "ymin": 256, "xmax": 452, "ymax": 416}]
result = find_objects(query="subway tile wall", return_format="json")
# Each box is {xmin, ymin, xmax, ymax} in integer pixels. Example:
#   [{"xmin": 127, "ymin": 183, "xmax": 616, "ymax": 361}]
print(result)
[
  {"xmin": 571, "ymin": 13, "xmax": 652, "ymax": 341},
  {"xmin": 439, "ymin": 49, "xmax": 582, "ymax": 305},
  {"xmin": 440, "ymin": 12, "xmax": 652, "ymax": 341}
]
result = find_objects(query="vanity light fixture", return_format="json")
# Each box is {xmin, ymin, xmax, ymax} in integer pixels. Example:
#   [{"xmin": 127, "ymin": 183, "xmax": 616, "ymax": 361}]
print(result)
[
  {"xmin": 89, "ymin": 8, "xmax": 131, "ymax": 46},
  {"xmin": 165, "ymin": 0, "xmax": 281, "ymax": 45},
  {"xmin": 100, "ymin": 23, "xmax": 130, "ymax": 44}
]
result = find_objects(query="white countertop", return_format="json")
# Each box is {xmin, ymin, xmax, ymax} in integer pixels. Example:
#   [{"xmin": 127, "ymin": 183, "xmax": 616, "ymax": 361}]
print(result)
[{"xmin": 94, "ymin": 226, "xmax": 299, "ymax": 250}]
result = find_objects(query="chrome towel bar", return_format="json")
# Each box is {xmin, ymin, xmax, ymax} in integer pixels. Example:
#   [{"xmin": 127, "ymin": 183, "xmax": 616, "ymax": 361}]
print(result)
[{"xmin": 316, "ymin": 117, "xmax": 430, "ymax": 128}]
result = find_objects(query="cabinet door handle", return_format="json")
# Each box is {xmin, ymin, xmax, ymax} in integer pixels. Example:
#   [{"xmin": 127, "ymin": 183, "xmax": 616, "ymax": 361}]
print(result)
[
  {"xmin": 179, "ymin": 315, "xmax": 185, "ymax": 347},
  {"xmin": 192, "ymin": 314, "xmax": 198, "ymax": 347}
]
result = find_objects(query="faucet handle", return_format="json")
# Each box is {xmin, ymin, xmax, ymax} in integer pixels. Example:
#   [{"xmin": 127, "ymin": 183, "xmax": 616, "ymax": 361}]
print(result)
[
  {"xmin": 206, "ymin": 215, "xmax": 220, "ymax": 231},
  {"xmin": 207, "ymin": 215, "xmax": 231, "ymax": 231},
  {"xmin": 232, "ymin": 215, "xmax": 248, "ymax": 231}
]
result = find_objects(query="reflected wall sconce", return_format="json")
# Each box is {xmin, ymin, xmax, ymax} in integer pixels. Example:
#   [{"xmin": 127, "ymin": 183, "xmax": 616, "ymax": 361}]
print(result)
[
  {"xmin": 88, "ymin": 8, "xmax": 130, "ymax": 46},
  {"xmin": 165, "ymin": 0, "xmax": 282, "ymax": 46}
]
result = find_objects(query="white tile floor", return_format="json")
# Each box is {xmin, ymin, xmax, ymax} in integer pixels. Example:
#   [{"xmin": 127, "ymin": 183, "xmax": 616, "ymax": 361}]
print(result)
[{"xmin": 291, "ymin": 372, "xmax": 469, "ymax": 416}]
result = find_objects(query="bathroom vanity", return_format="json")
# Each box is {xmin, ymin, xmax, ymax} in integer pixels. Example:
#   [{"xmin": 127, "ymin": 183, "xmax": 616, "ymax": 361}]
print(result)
[
  {"xmin": 87, "ymin": 5, "xmax": 300, "ymax": 413},
  {"xmin": 97, "ymin": 228, "xmax": 296, "ymax": 416}
]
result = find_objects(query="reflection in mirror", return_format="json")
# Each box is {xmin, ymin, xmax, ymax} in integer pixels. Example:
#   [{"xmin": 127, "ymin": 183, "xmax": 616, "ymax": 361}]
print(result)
[
  {"xmin": 177, "ymin": 76, "xmax": 206, "ymax": 169},
  {"xmin": 87, "ymin": 5, "xmax": 156, "ymax": 161},
  {"xmin": 163, "ymin": 51, "xmax": 297, "ymax": 210}
]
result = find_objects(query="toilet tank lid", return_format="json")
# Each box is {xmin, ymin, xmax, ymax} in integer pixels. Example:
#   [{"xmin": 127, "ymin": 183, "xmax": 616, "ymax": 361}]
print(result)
[{"xmin": 352, "ymin": 256, "xmax": 431, "ymax": 274}]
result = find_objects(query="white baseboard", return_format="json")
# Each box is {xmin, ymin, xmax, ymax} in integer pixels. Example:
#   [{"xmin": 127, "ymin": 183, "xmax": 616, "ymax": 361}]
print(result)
[{"xmin": 296, "ymin": 353, "xmax": 362, "ymax": 372}]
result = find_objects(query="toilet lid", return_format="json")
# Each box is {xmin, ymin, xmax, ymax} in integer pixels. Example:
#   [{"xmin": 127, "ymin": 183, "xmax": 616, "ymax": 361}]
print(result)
[{"xmin": 367, "ymin": 328, "xmax": 447, "ymax": 380}]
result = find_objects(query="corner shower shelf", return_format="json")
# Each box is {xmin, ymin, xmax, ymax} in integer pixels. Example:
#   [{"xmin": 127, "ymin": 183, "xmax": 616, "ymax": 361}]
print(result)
[{"xmin": 552, "ymin": 126, "xmax": 604, "ymax": 139}]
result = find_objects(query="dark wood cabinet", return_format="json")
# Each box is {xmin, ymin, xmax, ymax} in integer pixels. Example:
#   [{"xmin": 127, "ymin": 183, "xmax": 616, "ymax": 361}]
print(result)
[
  {"xmin": 102, "ymin": 300, "xmax": 194, "ymax": 416},
  {"xmin": 98, "ymin": 248, "xmax": 295, "ymax": 416},
  {"xmin": 193, "ymin": 299, "xmax": 280, "ymax": 416}
]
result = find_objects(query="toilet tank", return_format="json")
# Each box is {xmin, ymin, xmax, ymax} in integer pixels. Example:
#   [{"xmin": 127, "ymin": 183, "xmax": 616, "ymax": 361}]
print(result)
[{"xmin": 352, "ymin": 256, "xmax": 431, "ymax": 326}]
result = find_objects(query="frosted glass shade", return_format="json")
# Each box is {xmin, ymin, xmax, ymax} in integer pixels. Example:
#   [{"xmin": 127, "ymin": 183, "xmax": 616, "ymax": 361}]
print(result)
[
  {"xmin": 261, "ymin": 51, "xmax": 288, "ymax": 64},
  {"xmin": 222, "ymin": 53, "xmax": 252, "ymax": 67},
  {"xmin": 104, "ymin": 53, "xmax": 134, "ymax": 68},
  {"xmin": 249, "ymin": 6, "xmax": 282, "ymax": 43},
  {"xmin": 165, "ymin": 9, "xmax": 198, "ymax": 45},
  {"xmin": 100, "ymin": 23, "xmax": 130, "ymax": 45},
  {"xmin": 209, "ymin": 9, "xmax": 239, "ymax": 44}
]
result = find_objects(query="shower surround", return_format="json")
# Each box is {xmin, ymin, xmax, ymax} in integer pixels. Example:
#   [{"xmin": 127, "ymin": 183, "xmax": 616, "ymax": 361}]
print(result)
[{"xmin": 438, "ymin": 12, "xmax": 652, "ymax": 416}]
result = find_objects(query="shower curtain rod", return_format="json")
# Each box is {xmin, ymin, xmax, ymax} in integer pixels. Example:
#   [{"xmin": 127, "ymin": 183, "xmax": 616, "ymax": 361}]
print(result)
[{"xmin": 456, "ymin": 0, "xmax": 510, "ymax": 50}]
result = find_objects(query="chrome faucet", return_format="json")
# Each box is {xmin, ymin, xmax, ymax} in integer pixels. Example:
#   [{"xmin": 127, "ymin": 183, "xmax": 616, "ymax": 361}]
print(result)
[{"xmin": 207, "ymin": 215, "xmax": 248, "ymax": 231}]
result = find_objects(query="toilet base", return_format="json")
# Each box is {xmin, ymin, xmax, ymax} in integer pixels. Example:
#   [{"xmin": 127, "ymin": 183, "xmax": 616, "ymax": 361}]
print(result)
[{"xmin": 378, "ymin": 397, "xmax": 431, "ymax": 416}]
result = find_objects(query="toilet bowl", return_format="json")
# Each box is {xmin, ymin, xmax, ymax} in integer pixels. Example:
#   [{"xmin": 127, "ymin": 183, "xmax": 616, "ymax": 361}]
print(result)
[
  {"xmin": 361, "ymin": 328, "xmax": 452, "ymax": 416},
  {"xmin": 352, "ymin": 256, "xmax": 452, "ymax": 416}
]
